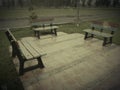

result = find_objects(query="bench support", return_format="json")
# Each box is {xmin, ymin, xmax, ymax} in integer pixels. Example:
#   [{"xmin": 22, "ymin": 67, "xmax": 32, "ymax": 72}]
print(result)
[
  {"xmin": 34, "ymin": 30, "xmax": 57, "ymax": 39},
  {"xmin": 51, "ymin": 29, "xmax": 57, "ymax": 36},
  {"xmin": 12, "ymin": 41, "xmax": 45, "ymax": 76},
  {"xmin": 109, "ymin": 37, "xmax": 113, "ymax": 44},
  {"xmin": 84, "ymin": 32, "xmax": 94, "ymax": 40},
  {"xmin": 103, "ymin": 37, "xmax": 113, "ymax": 46},
  {"xmin": 84, "ymin": 32, "xmax": 88, "ymax": 39},
  {"xmin": 34, "ymin": 31, "xmax": 40, "ymax": 39},
  {"xmin": 19, "ymin": 57, "xmax": 45, "ymax": 75},
  {"xmin": 37, "ymin": 57, "xmax": 45, "ymax": 68},
  {"xmin": 19, "ymin": 60, "xmax": 24, "ymax": 75},
  {"xmin": 103, "ymin": 37, "xmax": 107, "ymax": 46},
  {"xmin": 33, "ymin": 26, "xmax": 58, "ymax": 39}
]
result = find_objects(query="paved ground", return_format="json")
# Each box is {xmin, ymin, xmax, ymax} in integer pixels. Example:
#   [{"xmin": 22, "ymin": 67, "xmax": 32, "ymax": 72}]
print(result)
[{"xmin": 12, "ymin": 32, "xmax": 120, "ymax": 90}]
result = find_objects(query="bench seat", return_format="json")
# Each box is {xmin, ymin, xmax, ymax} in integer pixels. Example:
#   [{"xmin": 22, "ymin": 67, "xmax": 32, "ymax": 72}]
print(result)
[
  {"xmin": 83, "ymin": 29, "xmax": 113, "ymax": 38},
  {"xmin": 33, "ymin": 26, "xmax": 59, "ymax": 39},
  {"xmin": 18, "ymin": 40, "xmax": 46, "ymax": 60}
]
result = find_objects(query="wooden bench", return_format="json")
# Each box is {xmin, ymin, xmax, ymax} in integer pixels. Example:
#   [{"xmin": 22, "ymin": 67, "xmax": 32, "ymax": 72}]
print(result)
[
  {"xmin": 30, "ymin": 17, "xmax": 58, "ymax": 39},
  {"xmin": 83, "ymin": 21, "xmax": 118, "ymax": 46},
  {"xmin": 5, "ymin": 29, "xmax": 46, "ymax": 75},
  {"xmin": 33, "ymin": 24, "xmax": 59, "ymax": 39}
]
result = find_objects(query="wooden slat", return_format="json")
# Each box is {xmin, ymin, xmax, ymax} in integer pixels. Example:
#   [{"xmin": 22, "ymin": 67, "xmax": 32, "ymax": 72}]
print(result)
[
  {"xmin": 83, "ymin": 29, "xmax": 93, "ymax": 33},
  {"xmin": 24, "ymin": 39, "xmax": 47, "ymax": 56},
  {"xmin": 18, "ymin": 41, "xmax": 33, "ymax": 59},
  {"xmin": 21, "ymin": 39, "xmax": 47, "ymax": 56},
  {"xmin": 20, "ymin": 40, "xmax": 40, "ymax": 58}
]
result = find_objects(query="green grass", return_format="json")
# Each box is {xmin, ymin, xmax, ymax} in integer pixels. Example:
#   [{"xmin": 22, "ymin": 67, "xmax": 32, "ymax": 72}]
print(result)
[
  {"xmin": 0, "ymin": 7, "xmax": 120, "ymax": 19},
  {"xmin": 0, "ymin": 8, "xmax": 75, "ymax": 19}
]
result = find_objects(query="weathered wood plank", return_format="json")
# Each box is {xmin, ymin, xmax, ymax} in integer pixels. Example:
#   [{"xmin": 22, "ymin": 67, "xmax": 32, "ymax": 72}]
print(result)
[
  {"xmin": 18, "ymin": 41, "xmax": 33, "ymax": 59},
  {"xmin": 22, "ymin": 39, "xmax": 46, "ymax": 56},
  {"xmin": 83, "ymin": 29, "xmax": 93, "ymax": 33},
  {"xmin": 20, "ymin": 40, "xmax": 40, "ymax": 58}
]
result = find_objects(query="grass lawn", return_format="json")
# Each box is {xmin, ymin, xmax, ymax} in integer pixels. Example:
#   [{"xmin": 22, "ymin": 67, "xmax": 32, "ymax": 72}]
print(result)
[
  {"xmin": 0, "ymin": 8, "xmax": 75, "ymax": 19},
  {"xmin": 0, "ymin": 7, "xmax": 120, "ymax": 19},
  {"xmin": 0, "ymin": 8, "xmax": 120, "ymax": 90}
]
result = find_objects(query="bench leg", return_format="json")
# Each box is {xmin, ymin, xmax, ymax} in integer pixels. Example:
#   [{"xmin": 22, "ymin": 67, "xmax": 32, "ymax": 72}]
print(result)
[
  {"xmin": 37, "ymin": 31, "xmax": 40, "ymax": 39},
  {"xmin": 54, "ymin": 29, "xmax": 57, "ymax": 36},
  {"xmin": 109, "ymin": 37, "xmax": 113, "ymax": 44},
  {"xmin": 34, "ymin": 31, "xmax": 37, "ymax": 37},
  {"xmin": 103, "ymin": 37, "xmax": 107, "ymax": 46},
  {"xmin": 37, "ymin": 57, "xmax": 44, "ymax": 68},
  {"xmin": 34, "ymin": 31, "xmax": 40, "ymax": 39},
  {"xmin": 84, "ymin": 32, "xmax": 88, "ymax": 40},
  {"xmin": 19, "ymin": 61, "xmax": 24, "ymax": 75},
  {"xmin": 51, "ymin": 29, "xmax": 53, "ymax": 33},
  {"xmin": 91, "ymin": 34, "xmax": 94, "ymax": 38},
  {"xmin": 12, "ymin": 45, "xmax": 16, "ymax": 57}
]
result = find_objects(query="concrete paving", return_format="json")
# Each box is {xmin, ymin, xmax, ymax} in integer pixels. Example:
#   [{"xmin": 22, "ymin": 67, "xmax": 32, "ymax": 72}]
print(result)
[{"xmin": 12, "ymin": 32, "xmax": 120, "ymax": 90}]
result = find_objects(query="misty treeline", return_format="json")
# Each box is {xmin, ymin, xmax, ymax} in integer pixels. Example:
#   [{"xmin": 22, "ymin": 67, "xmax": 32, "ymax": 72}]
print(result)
[{"xmin": 0, "ymin": 0, "xmax": 120, "ymax": 8}]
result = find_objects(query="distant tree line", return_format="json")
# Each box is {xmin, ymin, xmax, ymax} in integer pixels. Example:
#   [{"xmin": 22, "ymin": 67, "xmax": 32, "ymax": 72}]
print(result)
[
  {"xmin": 0, "ymin": 0, "xmax": 120, "ymax": 8},
  {"xmin": 95, "ymin": 0, "xmax": 120, "ymax": 7}
]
